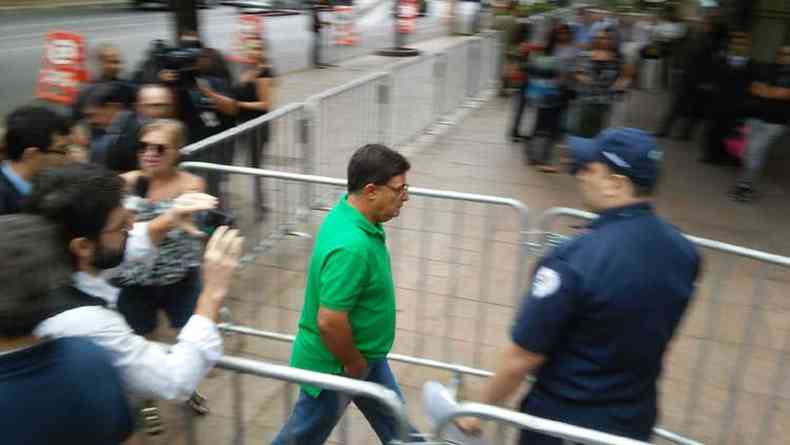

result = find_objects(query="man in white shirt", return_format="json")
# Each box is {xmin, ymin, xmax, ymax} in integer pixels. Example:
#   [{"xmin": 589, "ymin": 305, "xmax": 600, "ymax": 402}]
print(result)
[{"xmin": 26, "ymin": 163, "xmax": 242, "ymax": 406}]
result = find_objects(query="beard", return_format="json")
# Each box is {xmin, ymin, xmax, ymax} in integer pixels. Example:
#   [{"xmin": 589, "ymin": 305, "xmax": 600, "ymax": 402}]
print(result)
[{"xmin": 92, "ymin": 237, "xmax": 127, "ymax": 270}]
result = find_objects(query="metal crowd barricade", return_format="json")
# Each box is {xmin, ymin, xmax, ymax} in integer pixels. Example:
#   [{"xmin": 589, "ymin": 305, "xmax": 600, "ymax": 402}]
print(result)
[
  {"xmin": 179, "ymin": 161, "xmax": 530, "ymax": 371},
  {"xmin": 389, "ymin": 54, "xmax": 441, "ymax": 147},
  {"xmin": 534, "ymin": 207, "xmax": 790, "ymax": 445},
  {"xmin": 210, "ymin": 322, "xmax": 703, "ymax": 445},
  {"xmin": 187, "ymin": 354, "xmax": 412, "ymax": 445},
  {"xmin": 434, "ymin": 403, "xmax": 652, "ymax": 445},
  {"xmin": 438, "ymin": 40, "xmax": 471, "ymax": 117},
  {"xmin": 306, "ymin": 71, "xmax": 390, "ymax": 179},
  {"xmin": 180, "ymin": 103, "xmax": 313, "ymax": 263}
]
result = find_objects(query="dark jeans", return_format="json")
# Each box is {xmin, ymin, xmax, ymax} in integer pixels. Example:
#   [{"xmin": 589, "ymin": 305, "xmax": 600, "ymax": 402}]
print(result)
[
  {"xmin": 271, "ymin": 360, "xmax": 422, "ymax": 445},
  {"xmin": 527, "ymin": 106, "xmax": 564, "ymax": 164},
  {"xmin": 510, "ymin": 83, "xmax": 529, "ymax": 137},
  {"xmin": 575, "ymin": 103, "xmax": 610, "ymax": 138},
  {"xmin": 193, "ymin": 140, "xmax": 234, "ymax": 206},
  {"xmin": 312, "ymin": 30, "xmax": 322, "ymax": 67},
  {"xmin": 117, "ymin": 268, "xmax": 201, "ymax": 335},
  {"xmin": 243, "ymin": 123, "xmax": 269, "ymax": 221}
]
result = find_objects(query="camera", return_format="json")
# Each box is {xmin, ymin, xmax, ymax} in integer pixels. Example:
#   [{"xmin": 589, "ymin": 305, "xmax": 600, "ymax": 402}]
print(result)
[{"xmin": 147, "ymin": 40, "xmax": 202, "ymax": 88}]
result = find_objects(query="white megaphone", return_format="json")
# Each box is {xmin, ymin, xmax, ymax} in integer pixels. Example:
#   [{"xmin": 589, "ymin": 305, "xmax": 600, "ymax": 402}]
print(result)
[{"xmin": 422, "ymin": 381, "xmax": 492, "ymax": 445}]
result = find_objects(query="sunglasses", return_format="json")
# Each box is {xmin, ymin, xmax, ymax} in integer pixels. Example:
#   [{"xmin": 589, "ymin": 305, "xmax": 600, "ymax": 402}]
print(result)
[{"xmin": 139, "ymin": 143, "xmax": 169, "ymax": 155}]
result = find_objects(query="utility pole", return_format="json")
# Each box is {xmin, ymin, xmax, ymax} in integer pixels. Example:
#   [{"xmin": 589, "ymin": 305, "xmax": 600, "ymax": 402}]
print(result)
[{"xmin": 171, "ymin": 0, "xmax": 200, "ymax": 43}]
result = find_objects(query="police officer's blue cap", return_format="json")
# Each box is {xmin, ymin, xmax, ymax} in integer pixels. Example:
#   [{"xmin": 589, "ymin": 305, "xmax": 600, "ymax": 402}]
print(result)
[{"xmin": 567, "ymin": 128, "xmax": 662, "ymax": 188}]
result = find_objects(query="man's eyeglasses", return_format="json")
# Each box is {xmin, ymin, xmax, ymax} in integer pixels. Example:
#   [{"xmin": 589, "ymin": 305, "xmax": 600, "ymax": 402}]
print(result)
[
  {"xmin": 139, "ymin": 143, "xmax": 169, "ymax": 155},
  {"xmin": 382, "ymin": 183, "xmax": 409, "ymax": 196}
]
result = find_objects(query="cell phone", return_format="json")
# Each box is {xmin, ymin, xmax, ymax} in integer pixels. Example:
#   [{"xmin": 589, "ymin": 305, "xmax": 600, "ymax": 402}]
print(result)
[{"xmin": 197, "ymin": 209, "xmax": 236, "ymax": 236}]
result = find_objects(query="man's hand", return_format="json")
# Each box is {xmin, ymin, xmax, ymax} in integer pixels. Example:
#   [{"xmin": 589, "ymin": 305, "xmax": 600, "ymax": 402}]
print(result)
[
  {"xmin": 343, "ymin": 357, "xmax": 368, "ymax": 379},
  {"xmin": 195, "ymin": 227, "xmax": 243, "ymax": 321},
  {"xmin": 168, "ymin": 192, "xmax": 218, "ymax": 237},
  {"xmin": 454, "ymin": 417, "xmax": 483, "ymax": 436}
]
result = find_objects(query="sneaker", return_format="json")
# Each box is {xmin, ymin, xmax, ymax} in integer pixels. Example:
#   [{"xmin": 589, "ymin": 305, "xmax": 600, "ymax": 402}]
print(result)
[
  {"xmin": 730, "ymin": 186, "xmax": 757, "ymax": 203},
  {"xmin": 141, "ymin": 404, "xmax": 165, "ymax": 435},
  {"xmin": 187, "ymin": 391, "xmax": 210, "ymax": 416}
]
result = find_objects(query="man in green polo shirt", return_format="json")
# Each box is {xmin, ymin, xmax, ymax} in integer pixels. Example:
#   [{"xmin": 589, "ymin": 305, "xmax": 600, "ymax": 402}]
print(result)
[{"xmin": 272, "ymin": 144, "xmax": 421, "ymax": 445}]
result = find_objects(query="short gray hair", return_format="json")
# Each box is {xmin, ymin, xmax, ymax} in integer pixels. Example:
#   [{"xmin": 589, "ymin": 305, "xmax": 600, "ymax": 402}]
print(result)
[{"xmin": 0, "ymin": 214, "xmax": 73, "ymax": 338}]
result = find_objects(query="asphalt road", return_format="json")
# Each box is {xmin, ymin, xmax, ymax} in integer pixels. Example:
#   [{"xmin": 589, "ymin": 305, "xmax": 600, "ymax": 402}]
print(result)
[{"xmin": 0, "ymin": 2, "xmax": 446, "ymax": 119}]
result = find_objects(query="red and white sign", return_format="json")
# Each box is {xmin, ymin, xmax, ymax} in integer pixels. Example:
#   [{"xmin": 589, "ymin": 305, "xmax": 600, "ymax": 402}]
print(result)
[
  {"xmin": 397, "ymin": 0, "xmax": 418, "ymax": 34},
  {"xmin": 333, "ymin": 6, "xmax": 358, "ymax": 46},
  {"xmin": 230, "ymin": 14, "xmax": 263, "ymax": 64},
  {"xmin": 35, "ymin": 31, "xmax": 88, "ymax": 104}
]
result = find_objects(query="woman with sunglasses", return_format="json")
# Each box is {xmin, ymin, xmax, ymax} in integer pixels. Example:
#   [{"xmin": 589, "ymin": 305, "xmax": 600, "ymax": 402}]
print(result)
[
  {"xmin": 110, "ymin": 119, "xmax": 209, "ymax": 417},
  {"xmin": 113, "ymin": 119, "xmax": 205, "ymax": 337}
]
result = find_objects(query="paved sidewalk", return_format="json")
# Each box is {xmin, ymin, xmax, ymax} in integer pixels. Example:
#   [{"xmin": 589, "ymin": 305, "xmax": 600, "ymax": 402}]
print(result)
[{"xmin": 144, "ymin": 33, "xmax": 790, "ymax": 445}]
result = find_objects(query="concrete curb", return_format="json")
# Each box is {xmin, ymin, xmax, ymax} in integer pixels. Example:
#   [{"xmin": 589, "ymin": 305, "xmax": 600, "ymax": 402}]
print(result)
[{"xmin": 0, "ymin": 0, "xmax": 128, "ymax": 12}]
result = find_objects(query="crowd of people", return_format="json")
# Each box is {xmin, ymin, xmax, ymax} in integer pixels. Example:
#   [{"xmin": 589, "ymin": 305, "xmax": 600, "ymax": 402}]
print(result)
[
  {"xmin": 506, "ymin": 5, "xmax": 788, "ymax": 203},
  {"xmin": 0, "ymin": 28, "xmax": 264, "ymax": 443},
  {"xmin": 0, "ymin": 4, "xmax": 786, "ymax": 445}
]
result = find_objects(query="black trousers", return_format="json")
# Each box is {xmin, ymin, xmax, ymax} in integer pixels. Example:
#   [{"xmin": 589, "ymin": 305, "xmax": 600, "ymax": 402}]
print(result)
[
  {"xmin": 510, "ymin": 83, "xmax": 528, "ymax": 137},
  {"xmin": 702, "ymin": 110, "xmax": 740, "ymax": 162},
  {"xmin": 312, "ymin": 30, "xmax": 322, "ymax": 67}
]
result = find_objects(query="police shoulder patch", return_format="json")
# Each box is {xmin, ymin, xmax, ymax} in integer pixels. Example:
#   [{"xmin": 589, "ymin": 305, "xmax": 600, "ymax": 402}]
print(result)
[{"xmin": 531, "ymin": 267, "xmax": 561, "ymax": 299}]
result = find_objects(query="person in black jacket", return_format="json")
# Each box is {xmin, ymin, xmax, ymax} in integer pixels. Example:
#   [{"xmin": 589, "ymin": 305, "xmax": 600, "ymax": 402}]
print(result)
[
  {"xmin": 700, "ymin": 32, "xmax": 756, "ymax": 165},
  {"xmin": 84, "ymin": 82, "xmax": 143, "ymax": 173},
  {"xmin": 71, "ymin": 44, "xmax": 136, "ymax": 125},
  {"xmin": 655, "ymin": 20, "xmax": 727, "ymax": 140},
  {"xmin": 1, "ymin": 106, "xmax": 71, "ymax": 215}
]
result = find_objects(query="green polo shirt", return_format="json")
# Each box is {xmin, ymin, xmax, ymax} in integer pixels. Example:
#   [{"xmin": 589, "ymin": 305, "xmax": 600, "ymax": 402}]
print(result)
[{"xmin": 290, "ymin": 195, "xmax": 396, "ymax": 397}]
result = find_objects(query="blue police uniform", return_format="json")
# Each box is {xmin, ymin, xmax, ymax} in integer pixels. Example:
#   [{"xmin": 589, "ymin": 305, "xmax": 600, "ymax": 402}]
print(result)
[{"xmin": 511, "ymin": 128, "xmax": 701, "ymax": 444}]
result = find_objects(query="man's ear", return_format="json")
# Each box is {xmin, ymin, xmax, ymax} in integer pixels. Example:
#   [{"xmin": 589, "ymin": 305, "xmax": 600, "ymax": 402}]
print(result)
[
  {"xmin": 361, "ymin": 183, "xmax": 378, "ymax": 200},
  {"xmin": 69, "ymin": 237, "xmax": 95, "ymax": 263},
  {"xmin": 20, "ymin": 147, "xmax": 41, "ymax": 162}
]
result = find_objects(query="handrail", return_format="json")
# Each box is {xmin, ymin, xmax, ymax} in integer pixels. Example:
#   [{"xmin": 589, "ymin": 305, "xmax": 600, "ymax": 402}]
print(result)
[
  {"xmin": 218, "ymin": 323, "xmax": 495, "ymax": 379},
  {"xmin": 216, "ymin": 323, "xmax": 702, "ymax": 445},
  {"xmin": 434, "ymin": 402, "xmax": 652, "ymax": 445},
  {"xmin": 215, "ymin": 354, "xmax": 410, "ymax": 443},
  {"xmin": 179, "ymin": 162, "xmax": 529, "ymax": 214},
  {"xmin": 538, "ymin": 207, "xmax": 790, "ymax": 267},
  {"xmin": 307, "ymin": 71, "xmax": 389, "ymax": 101},
  {"xmin": 180, "ymin": 102, "xmax": 306, "ymax": 157}
]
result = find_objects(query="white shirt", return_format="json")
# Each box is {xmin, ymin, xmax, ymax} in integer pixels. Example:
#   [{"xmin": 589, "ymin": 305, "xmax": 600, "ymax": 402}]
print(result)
[{"xmin": 34, "ymin": 222, "xmax": 222, "ymax": 402}]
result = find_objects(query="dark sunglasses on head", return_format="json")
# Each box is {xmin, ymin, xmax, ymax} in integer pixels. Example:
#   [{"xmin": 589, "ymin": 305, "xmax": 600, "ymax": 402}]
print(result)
[{"xmin": 139, "ymin": 143, "xmax": 168, "ymax": 155}]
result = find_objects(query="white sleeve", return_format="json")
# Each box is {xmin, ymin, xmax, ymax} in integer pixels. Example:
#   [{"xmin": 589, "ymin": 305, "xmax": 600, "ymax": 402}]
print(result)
[
  {"xmin": 124, "ymin": 221, "xmax": 156, "ymax": 263},
  {"xmin": 35, "ymin": 307, "xmax": 222, "ymax": 402}
]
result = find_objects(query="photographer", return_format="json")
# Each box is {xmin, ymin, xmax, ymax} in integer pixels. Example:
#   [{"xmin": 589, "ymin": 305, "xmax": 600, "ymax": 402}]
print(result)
[
  {"xmin": 199, "ymin": 39, "xmax": 276, "ymax": 221},
  {"xmin": 134, "ymin": 39, "xmax": 224, "ymax": 145}
]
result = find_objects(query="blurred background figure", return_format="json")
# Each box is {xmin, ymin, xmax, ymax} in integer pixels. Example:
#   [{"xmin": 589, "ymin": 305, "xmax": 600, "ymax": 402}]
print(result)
[
  {"xmin": 524, "ymin": 23, "xmax": 577, "ymax": 172},
  {"xmin": 199, "ymin": 38, "xmax": 276, "ymax": 221},
  {"xmin": 72, "ymin": 43, "xmax": 136, "ymax": 124},
  {"xmin": 1, "ymin": 106, "xmax": 71, "ymax": 215},
  {"xmin": 84, "ymin": 82, "xmax": 143, "ymax": 173},
  {"xmin": 700, "ymin": 31, "xmax": 756, "ymax": 166},
  {"xmin": 571, "ymin": 29, "xmax": 629, "ymax": 138}
]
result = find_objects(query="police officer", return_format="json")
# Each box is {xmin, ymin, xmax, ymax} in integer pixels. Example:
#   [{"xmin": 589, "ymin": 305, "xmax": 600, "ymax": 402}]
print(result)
[{"xmin": 456, "ymin": 128, "xmax": 701, "ymax": 444}]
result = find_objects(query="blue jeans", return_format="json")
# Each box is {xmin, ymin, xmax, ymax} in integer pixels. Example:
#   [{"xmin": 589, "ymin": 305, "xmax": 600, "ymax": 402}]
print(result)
[
  {"xmin": 737, "ymin": 119, "xmax": 787, "ymax": 189},
  {"xmin": 271, "ymin": 360, "xmax": 422, "ymax": 445}
]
